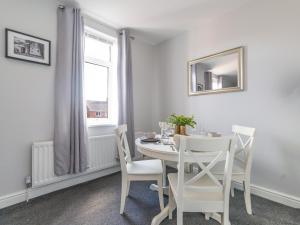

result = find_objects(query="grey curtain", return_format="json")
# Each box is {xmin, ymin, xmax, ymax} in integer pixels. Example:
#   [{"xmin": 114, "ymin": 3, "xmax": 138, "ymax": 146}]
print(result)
[
  {"xmin": 54, "ymin": 6, "xmax": 88, "ymax": 176},
  {"xmin": 117, "ymin": 29, "xmax": 135, "ymax": 157},
  {"xmin": 204, "ymin": 71, "xmax": 212, "ymax": 90}
]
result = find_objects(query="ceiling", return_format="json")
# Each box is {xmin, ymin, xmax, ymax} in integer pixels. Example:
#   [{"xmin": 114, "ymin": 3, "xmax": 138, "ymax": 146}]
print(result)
[{"xmin": 77, "ymin": 0, "xmax": 251, "ymax": 45}]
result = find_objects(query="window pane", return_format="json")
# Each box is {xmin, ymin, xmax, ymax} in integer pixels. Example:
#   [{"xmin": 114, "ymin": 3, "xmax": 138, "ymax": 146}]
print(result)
[
  {"xmin": 85, "ymin": 35, "xmax": 111, "ymax": 62},
  {"xmin": 84, "ymin": 62, "xmax": 108, "ymax": 118}
]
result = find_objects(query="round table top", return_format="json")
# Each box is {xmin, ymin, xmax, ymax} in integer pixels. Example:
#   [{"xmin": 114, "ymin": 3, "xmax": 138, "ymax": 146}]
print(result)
[
  {"xmin": 135, "ymin": 135, "xmax": 224, "ymax": 162},
  {"xmin": 135, "ymin": 138, "xmax": 179, "ymax": 161}
]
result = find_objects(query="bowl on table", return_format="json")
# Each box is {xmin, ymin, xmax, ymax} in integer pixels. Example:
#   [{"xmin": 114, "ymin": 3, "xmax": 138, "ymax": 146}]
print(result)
[
  {"xmin": 140, "ymin": 132, "xmax": 160, "ymax": 143},
  {"xmin": 144, "ymin": 132, "xmax": 156, "ymax": 139}
]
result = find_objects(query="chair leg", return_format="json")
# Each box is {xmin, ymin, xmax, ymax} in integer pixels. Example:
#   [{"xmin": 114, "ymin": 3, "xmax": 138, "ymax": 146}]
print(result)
[
  {"xmin": 244, "ymin": 179, "xmax": 252, "ymax": 215},
  {"xmin": 162, "ymin": 160, "xmax": 167, "ymax": 187},
  {"xmin": 231, "ymin": 184, "xmax": 235, "ymax": 198},
  {"xmin": 205, "ymin": 213, "xmax": 211, "ymax": 220},
  {"xmin": 177, "ymin": 208, "xmax": 183, "ymax": 225},
  {"xmin": 221, "ymin": 211, "xmax": 231, "ymax": 225},
  {"xmin": 157, "ymin": 176, "xmax": 164, "ymax": 211},
  {"xmin": 126, "ymin": 181, "xmax": 131, "ymax": 197},
  {"xmin": 168, "ymin": 186, "xmax": 175, "ymax": 219},
  {"xmin": 120, "ymin": 176, "xmax": 128, "ymax": 214}
]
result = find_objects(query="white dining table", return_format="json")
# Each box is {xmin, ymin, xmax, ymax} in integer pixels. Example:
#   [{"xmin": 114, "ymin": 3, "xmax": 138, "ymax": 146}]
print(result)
[
  {"xmin": 136, "ymin": 138, "xmax": 179, "ymax": 161},
  {"xmin": 136, "ymin": 138, "xmax": 178, "ymax": 188},
  {"xmin": 135, "ymin": 137, "xmax": 222, "ymax": 225}
]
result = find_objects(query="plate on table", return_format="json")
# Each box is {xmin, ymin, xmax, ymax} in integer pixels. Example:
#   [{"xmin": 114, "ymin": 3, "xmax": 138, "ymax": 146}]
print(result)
[{"xmin": 140, "ymin": 138, "xmax": 160, "ymax": 143}]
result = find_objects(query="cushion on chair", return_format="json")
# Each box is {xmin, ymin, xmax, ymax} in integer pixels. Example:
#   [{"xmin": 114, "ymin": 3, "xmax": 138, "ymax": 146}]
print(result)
[
  {"xmin": 168, "ymin": 173, "xmax": 224, "ymax": 201},
  {"xmin": 126, "ymin": 159, "xmax": 163, "ymax": 175}
]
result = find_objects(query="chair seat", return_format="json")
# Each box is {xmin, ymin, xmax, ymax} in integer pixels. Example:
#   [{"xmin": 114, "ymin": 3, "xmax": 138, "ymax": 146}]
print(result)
[
  {"xmin": 168, "ymin": 173, "xmax": 224, "ymax": 211},
  {"xmin": 211, "ymin": 160, "xmax": 245, "ymax": 175},
  {"xmin": 126, "ymin": 159, "xmax": 163, "ymax": 175}
]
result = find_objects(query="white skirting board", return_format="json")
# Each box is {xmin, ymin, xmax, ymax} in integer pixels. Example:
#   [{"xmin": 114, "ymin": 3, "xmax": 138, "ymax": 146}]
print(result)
[
  {"xmin": 233, "ymin": 181, "xmax": 300, "ymax": 209},
  {"xmin": 1, "ymin": 170, "xmax": 299, "ymax": 210},
  {"xmin": 0, "ymin": 166, "xmax": 120, "ymax": 209}
]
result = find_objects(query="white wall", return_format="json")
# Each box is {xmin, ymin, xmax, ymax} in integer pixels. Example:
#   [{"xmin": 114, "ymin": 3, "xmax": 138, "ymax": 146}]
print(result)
[
  {"xmin": 131, "ymin": 39, "xmax": 158, "ymax": 133},
  {"xmin": 0, "ymin": 0, "xmax": 156, "ymax": 198},
  {"xmin": 155, "ymin": 0, "xmax": 300, "ymax": 198},
  {"xmin": 0, "ymin": 0, "xmax": 57, "ymax": 197}
]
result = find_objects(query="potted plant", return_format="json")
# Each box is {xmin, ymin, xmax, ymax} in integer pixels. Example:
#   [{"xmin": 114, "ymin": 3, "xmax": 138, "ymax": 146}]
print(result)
[{"xmin": 167, "ymin": 114, "xmax": 196, "ymax": 135}]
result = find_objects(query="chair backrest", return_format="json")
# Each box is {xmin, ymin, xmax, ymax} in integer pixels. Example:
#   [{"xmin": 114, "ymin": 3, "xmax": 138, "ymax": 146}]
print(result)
[
  {"xmin": 115, "ymin": 124, "xmax": 132, "ymax": 173},
  {"xmin": 232, "ymin": 125, "xmax": 255, "ymax": 176},
  {"xmin": 177, "ymin": 135, "xmax": 237, "ymax": 208}
]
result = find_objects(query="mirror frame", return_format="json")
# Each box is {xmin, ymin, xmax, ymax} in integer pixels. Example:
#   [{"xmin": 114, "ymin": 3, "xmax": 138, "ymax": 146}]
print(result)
[{"xmin": 188, "ymin": 47, "xmax": 244, "ymax": 96}]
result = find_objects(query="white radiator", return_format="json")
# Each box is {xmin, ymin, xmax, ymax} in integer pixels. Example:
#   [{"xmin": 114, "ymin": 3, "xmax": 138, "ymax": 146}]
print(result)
[{"xmin": 32, "ymin": 135, "xmax": 119, "ymax": 187}]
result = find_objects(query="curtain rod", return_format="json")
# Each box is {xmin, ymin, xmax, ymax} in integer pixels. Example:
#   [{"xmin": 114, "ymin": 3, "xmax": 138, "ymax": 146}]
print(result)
[{"xmin": 58, "ymin": 5, "xmax": 134, "ymax": 40}]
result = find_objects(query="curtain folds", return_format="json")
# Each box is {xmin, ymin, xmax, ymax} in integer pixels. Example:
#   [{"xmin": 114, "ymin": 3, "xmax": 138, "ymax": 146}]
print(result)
[
  {"xmin": 117, "ymin": 29, "xmax": 135, "ymax": 157},
  {"xmin": 54, "ymin": 6, "xmax": 88, "ymax": 176}
]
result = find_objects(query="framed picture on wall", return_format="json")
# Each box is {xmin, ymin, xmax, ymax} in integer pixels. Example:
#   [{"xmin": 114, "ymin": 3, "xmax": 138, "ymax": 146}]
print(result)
[{"xmin": 5, "ymin": 28, "xmax": 51, "ymax": 66}]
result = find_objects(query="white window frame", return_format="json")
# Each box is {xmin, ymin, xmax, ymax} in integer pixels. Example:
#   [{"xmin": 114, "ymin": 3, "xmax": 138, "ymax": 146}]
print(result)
[{"xmin": 84, "ymin": 27, "xmax": 118, "ymax": 127}]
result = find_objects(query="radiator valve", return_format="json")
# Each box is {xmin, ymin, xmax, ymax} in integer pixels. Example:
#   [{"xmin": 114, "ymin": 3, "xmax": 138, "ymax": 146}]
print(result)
[{"xmin": 25, "ymin": 176, "xmax": 32, "ymax": 188}]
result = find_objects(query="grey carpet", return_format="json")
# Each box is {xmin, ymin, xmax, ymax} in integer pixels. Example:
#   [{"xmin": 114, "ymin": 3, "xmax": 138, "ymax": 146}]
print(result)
[{"xmin": 0, "ymin": 172, "xmax": 299, "ymax": 225}]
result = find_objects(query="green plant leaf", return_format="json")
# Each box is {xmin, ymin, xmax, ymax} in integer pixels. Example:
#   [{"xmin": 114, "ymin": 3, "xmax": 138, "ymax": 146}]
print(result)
[{"xmin": 167, "ymin": 114, "xmax": 197, "ymax": 128}]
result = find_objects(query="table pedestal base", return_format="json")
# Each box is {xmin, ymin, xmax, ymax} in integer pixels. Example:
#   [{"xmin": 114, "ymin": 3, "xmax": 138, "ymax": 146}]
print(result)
[
  {"xmin": 149, "ymin": 184, "xmax": 169, "ymax": 196},
  {"xmin": 205, "ymin": 213, "xmax": 222, "ymax": 223},
  {"xmin": 151, "ymin": 205, "xmax": 169, "ymax": 225},
  {"xmin": 150, "ymin": 204, "xmax": 223, "ymax": 225}
]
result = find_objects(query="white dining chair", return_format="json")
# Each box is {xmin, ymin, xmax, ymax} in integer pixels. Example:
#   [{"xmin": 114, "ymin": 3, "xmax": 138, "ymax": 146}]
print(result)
[
  {"xmin": 167, "ymin": 135, "xmax": 237, "ymax": 225},
  {"xmin": 115, "ymin": 124, "xmax": 164, "ymax": 214},
  {"xmin": 211, "ymin": 125, "xmax": 256, "ymax": 214}
]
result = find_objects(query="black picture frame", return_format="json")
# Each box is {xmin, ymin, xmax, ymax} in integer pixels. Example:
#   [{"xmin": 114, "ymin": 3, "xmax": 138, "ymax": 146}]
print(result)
[{"xmin": 5, "ymin": 28, "xmax": 51, "ymax": 66}]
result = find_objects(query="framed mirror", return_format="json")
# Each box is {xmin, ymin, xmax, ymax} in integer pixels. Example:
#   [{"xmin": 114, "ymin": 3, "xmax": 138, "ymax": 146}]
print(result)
[{"xmin": 188, "ymin": 47, "xmax": 244, "ymax": 96}]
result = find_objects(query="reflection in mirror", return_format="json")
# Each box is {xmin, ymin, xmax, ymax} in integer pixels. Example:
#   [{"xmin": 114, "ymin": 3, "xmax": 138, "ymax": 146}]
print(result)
[{"xmin": 188, "ymin": 47, "xmax": 244, "ymax": 95}]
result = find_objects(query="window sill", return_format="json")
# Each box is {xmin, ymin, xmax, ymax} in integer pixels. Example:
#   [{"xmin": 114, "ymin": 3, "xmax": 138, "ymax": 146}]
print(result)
[{"xmin": 87, "ymin": 123, "xmax": 117, "ymax": 128}]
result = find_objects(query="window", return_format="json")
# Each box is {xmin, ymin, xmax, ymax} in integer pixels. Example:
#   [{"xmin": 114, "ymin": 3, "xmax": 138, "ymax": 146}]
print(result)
[{"xmin": 84, "ymin": 27, "xmax": 118, "ymax": 126}]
